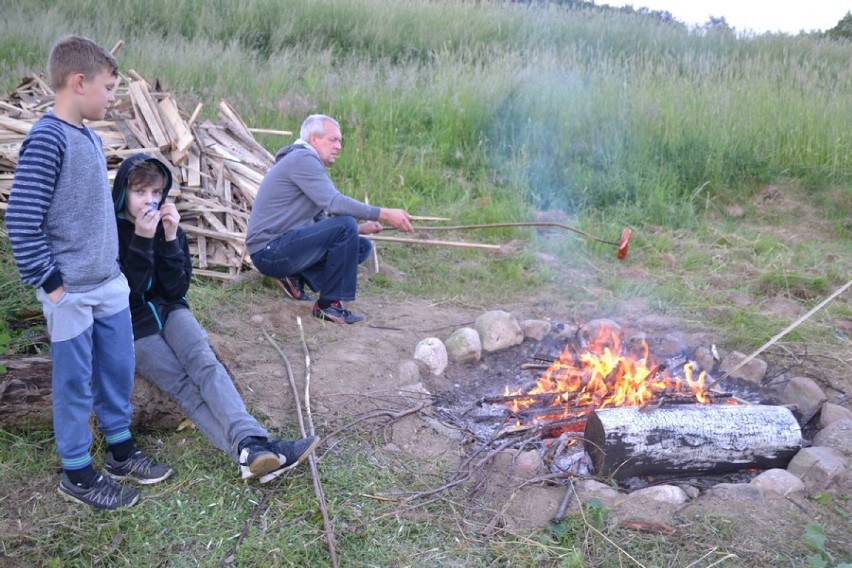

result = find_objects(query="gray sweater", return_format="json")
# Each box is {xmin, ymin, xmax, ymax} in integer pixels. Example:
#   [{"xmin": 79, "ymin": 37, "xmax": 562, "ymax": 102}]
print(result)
[
  {"xmin": 246, "ymin": 141, "xmax": 380, "ymax": 255},
  {"xmin": 7, "ymin": 113, "xmax": 121, "ymax": 293}
]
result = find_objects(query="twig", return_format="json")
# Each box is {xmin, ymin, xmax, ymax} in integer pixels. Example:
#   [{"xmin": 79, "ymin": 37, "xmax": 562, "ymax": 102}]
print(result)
[
  {"xmin": 704, "ymin": 277, "xmax": 852, "ymax": 391},
  {"xmin": 263, "ymin": 326, "xmax": 339, "ymax": 568},
  {"xmin": 551, "ymin": 479, "xmax": 576, "ymax": 523}
]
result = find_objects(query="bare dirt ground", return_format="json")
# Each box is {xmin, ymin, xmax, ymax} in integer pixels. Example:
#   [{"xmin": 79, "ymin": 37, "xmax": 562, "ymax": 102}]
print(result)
[{"xmin": 205, "ymin": 271, "xmax": 850, "ymax": 564}]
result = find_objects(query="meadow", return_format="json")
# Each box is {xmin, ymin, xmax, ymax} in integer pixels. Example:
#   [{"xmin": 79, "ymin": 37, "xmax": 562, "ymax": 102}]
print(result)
[{"xmin": 1, "ymin": 0, "xmax": 851, "ymax": 565}]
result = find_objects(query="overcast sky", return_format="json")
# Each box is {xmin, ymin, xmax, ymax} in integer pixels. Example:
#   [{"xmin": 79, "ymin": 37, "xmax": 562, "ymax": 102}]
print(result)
[{"xmin": 605, "ymin": 0, "xmax": 850, "ymax": 34}]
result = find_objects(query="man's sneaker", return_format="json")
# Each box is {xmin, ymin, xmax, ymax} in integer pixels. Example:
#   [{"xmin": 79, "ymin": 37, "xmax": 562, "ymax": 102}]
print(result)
[
  {"xmin": 58, "ymin": 472, "xmax": 139, "ymax": 511},
  {"xmin": 238, "ymin": 444, "xmax": 282, "ymax": 480},
  {"xmin": 259, "ymin": 435, "xmax": 321, "ymax": 484},
  {"xmin": 311, "ymin": 301, "xmax": 365, "ymax": 325},
  {"xmin": 276, "ymin": 275, "xmax": 313, "ymax": 301},
  {"xmin": 105, "ymin": 450, "xmax": 173, "ymax": 485}
]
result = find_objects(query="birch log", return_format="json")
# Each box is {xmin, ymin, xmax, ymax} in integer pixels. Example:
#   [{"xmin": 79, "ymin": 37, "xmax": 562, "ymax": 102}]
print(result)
[{"xmin": 583, "ymin": 404, "xmax": 802, "ymax": 480}]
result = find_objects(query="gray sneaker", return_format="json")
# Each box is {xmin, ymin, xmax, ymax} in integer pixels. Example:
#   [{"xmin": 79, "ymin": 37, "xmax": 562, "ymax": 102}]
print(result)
[
  {"xmin": 105, "ymin": 450, "xmax": 173, "ymax": 485},
  {"xmin": 58, "ymin": 472, "xmax": 139, "ymax": 511},
  {"xmin": 259, "ymin": 435, "xmax": 321, "ymax": 484}
]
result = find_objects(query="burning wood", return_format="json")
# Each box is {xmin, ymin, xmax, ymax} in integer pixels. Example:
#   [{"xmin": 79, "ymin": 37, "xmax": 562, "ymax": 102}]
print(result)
[{"xmin": 489, "ymin": 321, "xmax": 714, "ymax": 438}]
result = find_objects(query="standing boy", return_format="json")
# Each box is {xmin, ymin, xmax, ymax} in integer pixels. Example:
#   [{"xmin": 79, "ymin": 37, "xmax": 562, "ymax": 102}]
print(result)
[
  {"xmin": 6, "ymin": 36, "xmax": 171, "ymax": 511},
  {"xmin": 112, "ymin": 154, "xmax": 319, "ymax": 482}
]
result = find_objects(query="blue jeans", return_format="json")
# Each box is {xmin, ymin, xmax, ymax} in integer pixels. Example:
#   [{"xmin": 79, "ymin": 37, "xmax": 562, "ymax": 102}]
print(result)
[{"xmin": 250, "ymin": 216, "xmax": 372, "ymax": 302}]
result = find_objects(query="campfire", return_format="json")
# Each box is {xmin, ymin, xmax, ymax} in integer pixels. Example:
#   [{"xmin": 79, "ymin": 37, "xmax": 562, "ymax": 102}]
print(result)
[
  {"xmin": 494, "ymin": 320, "xmax": 721, "ymax": 436},
  {"xmin": 458, "ymin": 319, "xmax": 803, "ymax": 483}
]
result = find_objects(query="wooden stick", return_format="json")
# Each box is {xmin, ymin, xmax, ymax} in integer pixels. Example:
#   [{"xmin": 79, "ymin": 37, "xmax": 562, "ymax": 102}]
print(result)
[
  {"xmin": 248, "ymin": 127, "xmax": 293, "ymax": 136},
  {"xmin": 704, "ymin": 278, "xmax": 852, "ymax": 391},
  {"xmin": 110, "ymin": 40, "xmax": 124, "ymax": 55},
  {"xmin": 367, "ymin": 235, "xmax": 502, "ymax": 251},
  {"xmin": 395, "ymin": 221, "xmax": 622, "ymax": 246},
  {"xmin": 263, "ymin": 326, "xmax": 339, "ymax": 568},
  {"xmin": 409, "ymin": 215, "xmax": 450, "ymax": 221}
]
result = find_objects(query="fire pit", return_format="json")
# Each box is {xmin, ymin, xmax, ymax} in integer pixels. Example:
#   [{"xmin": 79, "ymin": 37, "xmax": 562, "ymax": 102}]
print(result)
[{"xmin": 435, "ymin": 318, "xmax": 803, "ymax": 487}]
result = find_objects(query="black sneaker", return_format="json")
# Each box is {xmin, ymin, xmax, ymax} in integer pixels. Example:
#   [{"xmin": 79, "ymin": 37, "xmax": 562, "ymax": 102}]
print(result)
[
  {"xmin": 238, "ymin": 444, "xmax": 282, "ymax": 480},
  {"xmin": 311, "ymin": 301, "xmax": 365, "ymax": 325},
  {"xmin": 58, "ymin": 472, "xmax": 139, "ymax": 511},
  {"xmin": 276, "ymin": 275, "xmax": 313, "ymax": 301},
  {"xmin": 105, "ymin": 450, "xmax": 173, "ymax": 485},
  {"xmin": 259, "ymin": 435, "xmax": 321, "ymax": 484}
]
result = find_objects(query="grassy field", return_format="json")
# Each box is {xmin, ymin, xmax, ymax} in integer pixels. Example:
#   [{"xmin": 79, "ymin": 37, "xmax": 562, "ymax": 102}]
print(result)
[{"xmin": 1, "ymin": 0, "xmax": 851, "ymax": 566}]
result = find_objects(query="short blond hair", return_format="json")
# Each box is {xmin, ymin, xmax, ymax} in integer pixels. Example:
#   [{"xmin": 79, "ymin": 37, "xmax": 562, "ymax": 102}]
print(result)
[{"xmin": 48, "ymin": 35, "xmax": 117, "ymax": 90}]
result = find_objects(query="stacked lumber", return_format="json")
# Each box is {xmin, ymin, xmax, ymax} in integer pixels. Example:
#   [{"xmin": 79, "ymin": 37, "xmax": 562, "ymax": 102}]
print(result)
[{"xmin": 0, "ymin": 71, "xmax": 287, "ymax": 280}]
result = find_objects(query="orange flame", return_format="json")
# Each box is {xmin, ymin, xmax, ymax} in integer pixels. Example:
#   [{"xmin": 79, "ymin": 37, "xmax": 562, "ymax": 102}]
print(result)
[{"xmin": 505, "ymin": 323, "xmax": 711, "ymax": 429}]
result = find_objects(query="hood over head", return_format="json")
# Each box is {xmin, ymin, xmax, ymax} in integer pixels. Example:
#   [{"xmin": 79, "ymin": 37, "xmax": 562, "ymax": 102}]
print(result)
[{"xmin": 112, "ymin": 154, "xmax": 174, "ymax": 216}]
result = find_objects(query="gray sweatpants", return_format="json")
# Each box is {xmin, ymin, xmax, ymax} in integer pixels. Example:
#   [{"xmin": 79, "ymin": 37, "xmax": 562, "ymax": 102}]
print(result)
[{"xmin": 133, "ymin": 308, "xmax": 268, "ymax": 463}]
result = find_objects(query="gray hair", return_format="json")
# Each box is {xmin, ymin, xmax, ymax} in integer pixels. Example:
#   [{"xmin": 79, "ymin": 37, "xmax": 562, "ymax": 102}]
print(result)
[{"xmin": 300, "ymin": 114, "xmax": 340, "ymax": 141}]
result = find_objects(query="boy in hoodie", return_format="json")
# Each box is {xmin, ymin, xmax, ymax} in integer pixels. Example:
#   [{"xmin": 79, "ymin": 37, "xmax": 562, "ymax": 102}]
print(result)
[
  {"xmin": 246, "ymin": 114, "xmax": 414, "ymax": 324},
  {"xmin": 113, "ymin": 154, "xmax": 319, "ymax": 482},
  {"xmin": 6, "ymin": 36, "xmax": 171, "ymax": 511}
]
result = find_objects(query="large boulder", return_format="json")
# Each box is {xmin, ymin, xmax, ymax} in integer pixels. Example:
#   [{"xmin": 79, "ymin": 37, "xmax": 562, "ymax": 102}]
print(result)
[
  {"xmin": 445, "ymin": 327, "xmax": 482, "ymax": 363},
  {"xmin": 413, "ymin": 337, "xmax": 448, "ymax": 376},
  {"xmin": 474, "ymin": 310, "xmax": 524, "ymax": 352}
]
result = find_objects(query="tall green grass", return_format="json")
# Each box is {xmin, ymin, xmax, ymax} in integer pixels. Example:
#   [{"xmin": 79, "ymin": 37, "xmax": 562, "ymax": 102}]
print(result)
[{"xmin": 2, "ymin": 0, "xmax": 849, "ymax": 228}]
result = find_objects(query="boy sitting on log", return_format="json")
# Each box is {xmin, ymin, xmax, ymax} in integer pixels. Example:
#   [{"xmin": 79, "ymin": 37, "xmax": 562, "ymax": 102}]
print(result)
[{"xmin": 112, "ymin": 153, "xmax": 319, "ymax": 482}]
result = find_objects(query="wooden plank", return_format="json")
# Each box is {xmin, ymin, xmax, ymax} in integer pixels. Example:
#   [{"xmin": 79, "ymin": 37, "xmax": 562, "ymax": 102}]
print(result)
[
  {"xmin": 222, "ymin": 178, "xmax": 234, "ymax": 232},
  {"xmin": 128, "ymin": 81, "xmax": 169, "ymax": 148},
  {"xmin": 0, "ymin": 115, "xmax": 33, "ymax": 135},
  {"xmin": 185, "ymin": 144, "xmax": 202, "ymax": 188},
  {"xmin": 113, "ymin": 120, "xmax": 144, "ymax": 149},
  {"xmin": 158, "ymin": 96, "xmax": 194, "ymax": 153}
]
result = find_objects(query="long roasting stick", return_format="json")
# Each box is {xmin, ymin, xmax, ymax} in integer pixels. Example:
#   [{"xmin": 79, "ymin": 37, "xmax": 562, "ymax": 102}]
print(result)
[
  {"xmin": 704, "ymin": 277, "xmax": 852, "ymax": 391},
  {"xmin": 388, "ymin": 221, "xmax": 621, "ymax": 245}
]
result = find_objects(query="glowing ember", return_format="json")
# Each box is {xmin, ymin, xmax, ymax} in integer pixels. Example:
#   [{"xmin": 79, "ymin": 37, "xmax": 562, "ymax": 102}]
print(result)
[{"xmin": 503, "ymin": 322, "xmax": 713, "ymax": 432}]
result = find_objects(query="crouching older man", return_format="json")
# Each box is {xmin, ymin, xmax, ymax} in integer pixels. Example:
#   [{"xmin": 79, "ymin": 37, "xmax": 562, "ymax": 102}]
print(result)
[{"xmin": 247, "ymin": 114, "xmax": 413, "ymax": 324}]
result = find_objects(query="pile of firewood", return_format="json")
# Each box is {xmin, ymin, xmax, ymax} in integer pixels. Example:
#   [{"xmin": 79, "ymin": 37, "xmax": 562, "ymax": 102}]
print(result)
[{"xmin": 0, "ymin": 70, "xmax": 289, "ymax": 280}]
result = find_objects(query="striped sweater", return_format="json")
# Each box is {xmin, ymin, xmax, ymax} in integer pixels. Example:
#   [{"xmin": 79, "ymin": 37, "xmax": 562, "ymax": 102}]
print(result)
[{"xmin": 6, "ymin": 113, "xmax": 121, "ymax": 294}]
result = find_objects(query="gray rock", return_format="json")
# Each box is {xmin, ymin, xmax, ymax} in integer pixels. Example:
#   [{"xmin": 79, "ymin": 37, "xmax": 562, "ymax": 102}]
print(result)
[
  {"xmin": 657, "ymin": 334, "xmax": 688, "ymax": 359},
  {"xmin": 515, "ymin": 450, "xmax": 543, "ymax": 478},
  {"xmin": 413, "ymin": 337, "xmax": 448, "ymax": 376},
  {"xmin": 691, "ymin": 345, "xmax": 717, "ymax": 374},
  {"xmin": 474, "ymin": 310, "xmax": 524, "ymax": 352},
  {"xmin": 575, "ymin": 479, "xmax": 622, "ymax": 509},
  {"xmin": 750, "ymin": 468, "xmax": 805, "ymax": 496},
  {"xmin": 579, "ymin": 318, "xmax": 621, "ymax": 344},
  {"xmin": 552, "ymin": 322, "xmax": 581, "ymax": 340},
  {"xmin": 677, "ymin": 484, "xmax": 700, "ymax": 500},
  {"xmin": 620, "ymin": 485, "xmax": 688, "ymax": 506},
  {"xmin": 719, "ymin": 351, "xmax": 767, "ymax": 385},
  {"xmin": 819, "ymin": 403, "xmax": 852, "ymax": 429},
  {"xmin": 520, "ymin": 319, "xmax": 552, "ymax": 341},
  {"xmin": 812, "ymin": 419, "xmax": 852, "ymax": 456},
  {"xmin": 397, "ymin": 360, "xmax": 421, "ymax": 384},
  {"xmin": 782, "ymin": 376, "xmax": 827, "ymax": 424},
  {"xmin": 787, "ymin": 446, "xmax": 847, "ymax": 492},
  {"xmin": 708, "ymin": 483, "xmax": 765, "ymax": 501},
  {"xmin": 444, "ymin": 327, "xmax": 482, "ymax": 363}
]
